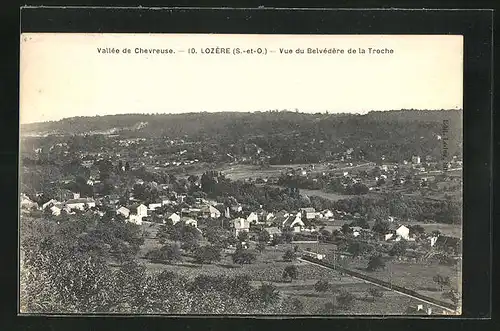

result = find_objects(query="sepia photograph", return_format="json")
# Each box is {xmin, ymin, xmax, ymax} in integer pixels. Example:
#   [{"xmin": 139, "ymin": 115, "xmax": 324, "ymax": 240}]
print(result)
[{"xmin": 19, "ymin": 33, "xmax": 463, "ymax": 316}]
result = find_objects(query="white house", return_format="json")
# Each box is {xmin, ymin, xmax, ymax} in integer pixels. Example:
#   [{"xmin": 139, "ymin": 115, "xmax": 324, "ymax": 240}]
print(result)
[
  {"xmin": 20, "ymin": 194, "xmax": 38, "ymax": 210},
  {"xmin": 300, "ymin": 207, "xmax": 317, "ymax": 220},
  {"xmin": 167, "ymin": 212, "xmax": 181, "ymax": 225},
  {"xmin": 66, "ymin": 198, "xmax": 96, "ymax": 211},
  {"xmin": 283, "ymin": 213, "xmax": 305, "ymax": 232},
  {"xmin": 148, "ymin": 203, "xmax": 162, "ymax": 210},
  {"xmin": 233, "ymin": 217, "xmax": 250, "ymax": 236},
  {"xmin": 265, "ymin": 212, "xmax": 275, "ymax": 222},
  {"xmin": 128, "ymin": 214, "xmax": 143, "ymax": 225},
  {"xmin": 385, "ymin": 233, "xmax": 394, "ymax": 241},
  {"xmin": 130, "ymin": 204, "xmax": 148, "ymax": 218},
  {"xmin": 246, "ymin": 212, "xmax": 259, "ymax": 224},
  {"xmin": 116, "ymin": 206, "xmax": 130, "ymax": 218},
  {"xmin": 209, "ymin": 205, "xmax": 221, "ymax": 218},
  {"xmin": 183, "ymin": 217, "xmax": 198, "ymax": 228},
  {"xmin": 396, "ymin": 225, "xmax": 410, "ymax": 240}
]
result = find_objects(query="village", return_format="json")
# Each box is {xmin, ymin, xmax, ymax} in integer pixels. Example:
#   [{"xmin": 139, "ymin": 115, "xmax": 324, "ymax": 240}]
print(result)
[
  {"xmin": 19, "ymin": 109, "xmax": 463, "ymax": 315},
  {"xmin": 19, "ymin": 144, "xmax": 462, "ymax": 315}
]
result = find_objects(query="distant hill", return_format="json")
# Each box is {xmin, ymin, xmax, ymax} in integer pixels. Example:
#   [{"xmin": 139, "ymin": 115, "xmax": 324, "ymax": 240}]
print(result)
[
  {"xmin": 21, "ymin": 109, "xmax": 462, "ymax": 136},
  {"xmin": 20, "ymin": 110, "xmax": 462, "ymax": 163}
]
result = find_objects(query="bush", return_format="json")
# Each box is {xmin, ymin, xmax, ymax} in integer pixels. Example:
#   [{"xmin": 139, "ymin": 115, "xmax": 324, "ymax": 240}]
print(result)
[
  {"xmin": 442, "ymin": 290, "xmax": 459, "ymax": 305},
  {"xmin": 314, "ymin": 279, "xmax": 330, "ymax": 293},
  {"xmin": 232, "ymin": 247, "xmax": 257, "ymax": 265},
  {"xmin": 389, "ymin": 240, "xmax": 408, "ymax": 257},
  {"xmin": 283, "ymin": 249, "xmax": 296, "ymax": 262},
  {"xmin": 257, "ymin": 230, "xmax": 271, "ymax": 243},
  {"xmin": 282, "ymin": 265, "xmax": 299, "ymax": 282},
  {"xmin": 257, "ymin": 283, "xmax": 280, "ymax": 307},
  {"xmin": 367, "ymin": 255, "xmax": 386, "ymax": 271},
  {"xmin": 341, "ymin": 223, "xmax": 351, "ymax": 235},
  {"xmin": 145, "ymin": 244, "xmax": 182, "ymax": 264},
  {"xmin": 433, "ymin": 274, "xmax": 451, "ymax": 291},
  {"xmin": 193, "ymin": 245, "xmax": 222, "ymax": 264}
]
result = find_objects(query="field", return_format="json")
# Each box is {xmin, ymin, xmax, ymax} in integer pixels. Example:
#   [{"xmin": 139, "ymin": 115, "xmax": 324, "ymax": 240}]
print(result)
[
  {"xmin": 296, "ymin": 188, "xmax": 359, "ymax": 202},
  {"xmin": 214, "ymin": 164, "xmax": 307, "ymax": 181},
  {"xmin": 345, "ymin": 257, "xmax": 461, "ymax": 305},
  {"xmin": 137, "ymin": 223, "xmax": 452, "ymax": 315},
  {"xmin": 412, "ymin": 223, "xmax": 462, "ymax": 238}
]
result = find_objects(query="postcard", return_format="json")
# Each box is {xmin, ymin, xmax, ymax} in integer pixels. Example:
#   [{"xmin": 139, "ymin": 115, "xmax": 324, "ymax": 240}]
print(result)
[{"xmin": 19, "ymin": 33, "xmax": 463, "ymax": 316}]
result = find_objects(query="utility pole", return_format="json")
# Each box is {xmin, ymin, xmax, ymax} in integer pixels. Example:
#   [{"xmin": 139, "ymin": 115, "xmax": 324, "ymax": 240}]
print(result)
[
  {"xmin": 389, "ymin": 262, "xmax": 393, "ymax": 290},
  {"xmin": 316, "ymin": 232, "xmax": 319, "ymax": 256},
  {"xmin": 333, "ymin": 246, "xmax": 337, "ymax": 269}
]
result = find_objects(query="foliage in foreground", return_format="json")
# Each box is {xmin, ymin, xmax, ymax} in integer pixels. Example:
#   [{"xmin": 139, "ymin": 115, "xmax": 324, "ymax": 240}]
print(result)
[{"xmin": 20, "ymin": 218, "xmax": 298, "ymax": 314}]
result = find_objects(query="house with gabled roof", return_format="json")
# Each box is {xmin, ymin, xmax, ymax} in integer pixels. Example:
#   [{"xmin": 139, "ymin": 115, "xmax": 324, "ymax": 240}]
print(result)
[
  {"xmin": 42, "ymin": 199, "xmax": 59, "ymax": 210},
  {"xmin": 116, "ymin": 206, "xmax": 130, "ymax": 218},
  {"xmin": 129, "ymin": 203, "xmax": 148, "ymax": 218},
  {"xmin": 166, "ymin": 212, "xmax": 181, "ymax": 225},
  {"xmin": 200, "ymin": 205, "xmax": 221, "ymax": 218},
  {"xmin": 246, "ymin": 212, "xmax": 259, "ymax": 224},
  {"xmin": 282, "ymin": 213, "xmax": 305, "ymax": 232}
]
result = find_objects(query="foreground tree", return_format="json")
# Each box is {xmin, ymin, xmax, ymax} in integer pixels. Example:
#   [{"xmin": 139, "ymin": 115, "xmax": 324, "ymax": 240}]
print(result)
[
  {"xmin": 232, "ymin": 247, "xmax": 257, "ymax": 265},
  {"xmin": 193, "ymin": 245, "xmax": 222, "ymax": 265},
  {"xmin": 145, "ymin": 244, "xmax": 182, "ymax": 264}
]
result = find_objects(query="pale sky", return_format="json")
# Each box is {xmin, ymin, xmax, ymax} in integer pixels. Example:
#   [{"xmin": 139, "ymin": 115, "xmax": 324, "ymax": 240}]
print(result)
[{"xmin": 20, "ymin": 33, "xmax": 463, "ymax": 124}]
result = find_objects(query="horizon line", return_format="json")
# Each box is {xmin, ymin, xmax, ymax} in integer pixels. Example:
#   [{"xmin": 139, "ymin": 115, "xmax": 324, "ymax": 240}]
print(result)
[{"xmin": 20, "ymin": 108, "xmax": 463, "ymax": 126}]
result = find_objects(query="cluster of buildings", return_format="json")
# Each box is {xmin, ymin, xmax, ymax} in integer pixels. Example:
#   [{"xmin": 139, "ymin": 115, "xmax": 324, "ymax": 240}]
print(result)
[{"xmin": 21, "ymin": 192, "xmax": 97, "ymax": 217}]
